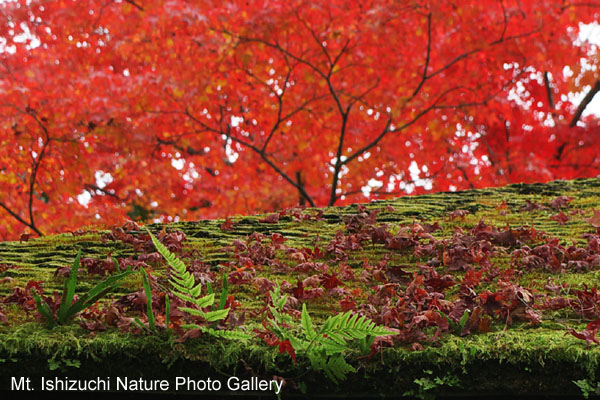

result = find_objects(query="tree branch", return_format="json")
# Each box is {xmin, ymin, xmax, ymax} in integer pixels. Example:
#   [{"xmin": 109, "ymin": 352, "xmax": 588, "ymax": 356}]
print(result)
[
  {"xmin": 426, "ymin": 27, "xmax": 541, "ymax": 81},
  {"xmin": 296, "ymin": 171, "xmax": 306, "ymax": 206},
  {"xmin": 156, "ymin": 136, "xmax": 207, "ymax": 156},
  {"xmin": 294, "ymin": 10, "xmax": 332, "ymax": 66},
  {"xmin": 328, "ymin": 103, "xmax": 352, "ymax": 206},
  {"xmin": 182, "ymin": 109, "xmax": 317, "ymax": 206},
  {"xmin": 340, "ymin": 162, "xmax": 446, "ymax": 199},
  {"xmin": 498, "ymin": 0, "xmax": 509, "ymax": 43},
  {"xmin": 26, "ymin": 111, "xmax": 50, "ymax": 235},
  {"xmin": 570, "ymin": 80, "xmax": 600, "ymax": 127},
  {"xmin": 124, "ymin": 0, "xmax": 144, "ymax": 11},
  {"xmin": 0, "ymin": 202, "xmax": 43, "ymax": 236},
  {"xmin": 457, "ymin": 165, "xmax": 475, "ymax": 189},
  {"xmin": 84, "ymin": 184, "xmax": 122, "ymax": 200},
  {"xmin": 224, "ymin": 31, "xmax": 329, "ymax": 81},
  {"xmin": 410, "ymin": 13, "xmax": 432, "ymax": 98},
  {"xmin": 0, "ymin": 104, "xmax": 49, "ymax": 236},
  {"xmin": 543, "ymin": 71, "xmax": 555, "ymax": 110}
]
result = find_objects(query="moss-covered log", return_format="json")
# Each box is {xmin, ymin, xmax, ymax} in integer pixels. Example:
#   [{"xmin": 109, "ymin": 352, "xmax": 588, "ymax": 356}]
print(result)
[{"xmin": 1, "ymin": 178, "xmax": 600, "ymax": 398}]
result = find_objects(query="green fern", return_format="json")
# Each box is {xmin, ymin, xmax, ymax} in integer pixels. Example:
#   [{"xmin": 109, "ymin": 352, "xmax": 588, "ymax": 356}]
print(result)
[
  {"xmin": 147, "ymin": 229, "xmax": 250, "ymax": 339},
  {"xmin": 267, "ymin": 285, "xmax": 397, "ymax": 383},
  {"xmin": 322, "ymin": 354, "xmax": 356, "ymax": 383}
]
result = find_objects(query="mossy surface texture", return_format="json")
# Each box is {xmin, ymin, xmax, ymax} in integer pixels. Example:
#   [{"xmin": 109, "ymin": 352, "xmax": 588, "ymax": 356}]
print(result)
[{"xmin": 2, "ymin": 178, "xmax": 600, "ymax": 398}]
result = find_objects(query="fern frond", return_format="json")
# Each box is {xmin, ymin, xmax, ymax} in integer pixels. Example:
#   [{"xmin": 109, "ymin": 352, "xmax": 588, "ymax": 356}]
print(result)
[
  {"xmin": 148, "ymin": 230, "xmax": 197, "ymax": 296},
  {"xmin": 204, "ymin": 308, "xmax": 230, "ymax": 322},
  {"xmin": 319, "ymin": 310, "xmax": 396, "ymax": 340},
  {"xmin": 308, "ymin": 351, "xmax": 326, "ymax": 372},
  {"xmin": 307, "ymin": 351, "xmax": 355, "ymax": 384},
  {"xmin": 301, "ymin": 303, "xmax": 317, "ymax": 341},
  {"xmin": 324, "ymin": 331, "xmax": 348, "ymax": 345},
  {"xmin": 323, "ymin": 354, "xmax": 356, "ymax": 384},
  {"xmin": 148, "ymin": 232, "xmax": 187, "ymax": 274},
  {"xmin": 319, "ymin": 338, "xmax": 348, "ymax": 355},
  {"xmin": 266, "ymin": 283, "xmax": 398, "ymax": 384},
  {"xmin": 148, "ymin": 230, "xmax": 204, "ymax": 298},
  {"xmin": 147, "ymin": 229, "xmax": 237, "ymax": 331},
  {"xmin": 179, "ymin": 307, "xmax": 208, "ymax": 318}
]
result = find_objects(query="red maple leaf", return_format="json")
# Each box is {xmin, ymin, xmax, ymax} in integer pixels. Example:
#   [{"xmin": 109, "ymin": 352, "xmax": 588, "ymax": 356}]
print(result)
[
  {"xmin": 566, "ymin": 328, "xmax": 599, "ymax": 346},
  {"xmin": 585, "ymin": 210, "xmax": 600, "ymax": 228},
  {"xmin": 260, "ymin": 213, "xmax": 280, "ymax": 224},
  {"xmin": 550, "ymin": 211, "xmax": 570, "ymax": 225},
  {"xmin": 278, "ymin": 339, "xmax": 297, "ymax": 363}
]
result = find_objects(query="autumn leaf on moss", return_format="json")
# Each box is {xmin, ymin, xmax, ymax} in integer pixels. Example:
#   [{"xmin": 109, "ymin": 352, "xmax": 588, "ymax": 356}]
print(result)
[
  {"xmin": 260, "ymin": 213, "xmax": 281, "ymax": 223},
  {"xmin": 585, "ymin": 210, "xmax": 600, "ymax": 228},
  {"xmin": 550, "ymin": 211, "xmax": 570, "ymax": 225},
  {"xmin": 566, "ymin": 328, "xmax": 599, "ymax": 346}
]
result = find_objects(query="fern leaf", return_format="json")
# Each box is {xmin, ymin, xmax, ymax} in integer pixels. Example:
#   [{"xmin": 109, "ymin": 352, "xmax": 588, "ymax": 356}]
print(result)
[
  {"xmin": 170, "ymin": 280, "xmax": 193, "ymax": 298},
  {"xmin": 319, "ymin": 338, "xmax": 348, "ymax": 355},
  {"xmin": 147, "ymin": 229, "xmax": 244, "ymax": 337},
  {"xmin": 192, "ymin": 293, "xmax": 215, "ymax": 308},
  {"xmin": 178, "ymin": 307, "xmax": 207, "ymax": 318},
  {"xmin": 189, "ymin": 283, "xmax": 202, "ymax": 298},
  {"xmin": 324, "ymin": 354, "xmax": 356, "ymax": 384},
  {"xmin": 203, "ymin": 308, "xmax": 230, "ymax": 322},
  {"xmin": 308, "ymin": 351, "xmax": 326, "ymax": 372},
  {"xmin": 147, "ymin": 230, "xmax": 187, "ymax": 274},
  {"xmin": 320, "ymin": 311, "xmax": 397, "ymax": 340},
  {"xmin": 339, "ymin": 311, "xmax": 352, "ymax": 330},
  {"xmin": 301, "ymin": 303, "xmax": 317, "ymax": 341},
  {"xmin": 325, "ymin": 331, "xmax": 348, "ymax": 345},
  {"xmin": 172, "ymin": 291, "xmax": 199, "ymax": 305},
  {"xmin": 169, "ymin": 273, "xmax": 192, "ymax": 289}
]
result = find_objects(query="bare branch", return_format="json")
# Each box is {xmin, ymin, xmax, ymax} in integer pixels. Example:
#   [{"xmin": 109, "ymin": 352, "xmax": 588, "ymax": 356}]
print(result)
[
  {"xmin": 0, "ymin": 202, "xmax": 43, "ymax": 236},
  {"xmin": 329, "ymin": 39, "xmax": 351, "ymax": 77},
  {"xmin": 543, "ymin": 71, "xmax": 555, "ymax": 110},
  {"xmin": 263, "ymin": 93, "xmax": 325, "ymax": 152},
  {"xmin": 328, "ymin": 102, "xmax": 353, "ymax": 206},
  {"xmin": 296, "ymin": 171, "xmax": 306, "ymax": 206},
  {"xmin": 570, "ymin": 80, "xmax": 600, "ymax": 127},
  {"xmin": 182, "ymin": 109, "xmax": 317, "ymax": 206},
  {"xmin": 426, "ymin": 27, "xmax": 541, "ymax": 81},
  {"xmin": 156, "ymin": 136, "xmax": 207, "ymax": 156},
  {"xmin": 457, "ymin": 165, "xmax": 475, "ymax": 189},
  {"xmin": 561, "ymin": 2, "xmax": 600, "ymax": 10},
  {"xmin": 25, "ymin": 109, "xmax": 51, "ymax": 236},
  {"xmin": 260, "ymin": 59, "xmax": 294, "ymax": 152},
  {"xmin": 294, "ymin": 10, "xmax": 332, "ymax": 65},
  {"xmin": 222, "ymin": 30, "xmax": 328, "ymax": 81},
  {"xmin": 0, "ymin": 105, "xmax": 50, "ymax": 236},
  {"xmin": 84, "ymin": 184, "xmax": 122, "ymax": 200},
  {"xmin": 124, "ymin": 0, "xmax": 144, "ymax": 11},
  {"xmin": 347, "ymin": 78, "xmax": 381, "ymax": 109},
  {"xmin": 410, "ymin": 13, "xmax": 432, "ymax": 98},
  {"xmin": 340, "ymin": 162, "xmax": 446, "ymax": 200},
  {"xmin": 498, "ymin": 0, "xmax": 509, "ymax": 43}
]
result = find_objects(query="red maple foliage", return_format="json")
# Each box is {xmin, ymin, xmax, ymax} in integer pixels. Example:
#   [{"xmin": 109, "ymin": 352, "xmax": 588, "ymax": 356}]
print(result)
[{"xmin": 1, "ymin": 1, "xmax": 600, "ymax": 239}]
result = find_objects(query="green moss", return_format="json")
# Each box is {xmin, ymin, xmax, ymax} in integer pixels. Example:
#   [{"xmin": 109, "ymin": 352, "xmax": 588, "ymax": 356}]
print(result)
[{"xmin": 2, "ymin": 178, "xmax": 600, "ymax": 396}]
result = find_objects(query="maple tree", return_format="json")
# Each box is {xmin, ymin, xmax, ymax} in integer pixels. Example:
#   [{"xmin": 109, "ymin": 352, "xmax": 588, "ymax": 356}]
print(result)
[{"xmin": 1, "ymin": 0, "xmax": 600, "ymax": 240}]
